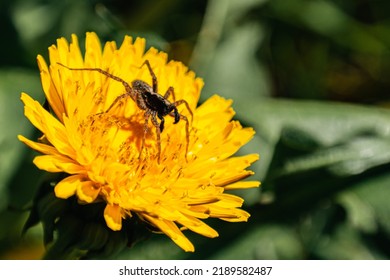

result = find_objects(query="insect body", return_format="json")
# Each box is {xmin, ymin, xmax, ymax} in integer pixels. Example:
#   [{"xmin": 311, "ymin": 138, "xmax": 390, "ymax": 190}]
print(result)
[
  {"xmin": 131, "ymin": 79, "xmax": 180, "ymax": 132},
  {"xmin": 58, "ymin": 60, "xmax": 192, "ymax": 163}
]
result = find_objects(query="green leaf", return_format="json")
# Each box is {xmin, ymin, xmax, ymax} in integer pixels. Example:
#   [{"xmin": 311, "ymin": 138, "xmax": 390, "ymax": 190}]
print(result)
[
  {"xmin": 0, "ymin": 68, "xmax": 43, "ymax": 257},
  {"xmin": 344, "ymin": 172, "xmax": 390, "ymax": 235},
  {"xmin": 314, "ymin": 223, "xmax": 379, "ymax": 260},
  {"xmin": 238, "ymin": 98, "xmax": 390, "ymax": 178},
  {"xmin": 191, "ymin": 0, "xmax": 270, "ymax": 106},
  {"xmin": 0, "ymin": 68, "xmax": 42, "ymax": 209},
  {"xmin": 210, "ymin": 224, "xmax": 304, "ymax": 260}
]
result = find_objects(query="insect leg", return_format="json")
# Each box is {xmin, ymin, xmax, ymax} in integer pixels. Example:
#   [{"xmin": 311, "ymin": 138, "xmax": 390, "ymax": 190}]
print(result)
[
  {"xmin": 163, "ymin": 86, "xmax": 175, "ymax": 102},
  {"xmin": 158, "ymin": 114, "xmax": 165, "ymax": 132},
  {"xmin": 141, "ymin": 60, "xmax": 158, "ymax": 93},
  {"xmin": 139, "ymin": 111, "xmax": 151, "ymax": 161},
  {"xmin": 182, "ymin": 115, "xmax": 190, "ymax": 162},
  {"xmin": 169, "ymin": 112, "xmax": 190, "ymax": 162},
  {"xmin": 57, "ymin": 63, "xmax": 134, "ymax": 97},
  {"xmin": 57, "ymin": 63, "xmax": 136, "ymax": 112},
  {"xmin": 173, "ymin": 99, "xmax": 193, "ymax": 123},
  {"xmin": 105, "ymin": 93, "xmax": 130, "ymax": 113},
  {"xmin": 150, "ymin": 112, "xmax": 162, "ymax": 164}
]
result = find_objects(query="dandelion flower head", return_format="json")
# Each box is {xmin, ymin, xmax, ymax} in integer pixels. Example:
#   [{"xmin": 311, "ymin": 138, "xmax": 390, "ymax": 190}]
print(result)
[{"xmin": 18, "ymin": 32, "xmax": 259, "ymax": 252}]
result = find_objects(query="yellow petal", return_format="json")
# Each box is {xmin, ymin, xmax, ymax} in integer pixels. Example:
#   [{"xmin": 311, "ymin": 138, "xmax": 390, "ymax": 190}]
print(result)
[
  {"xmin": 33, "ymin": 155, "xmax": 84, "ymax": 174},
  {"xmin": 84, "ymin": 32, "xmax": 102, "ymax": 67},
  {"xmin": 104, "ymin": 204, "xmax": 122, "ymax": 231},
  {"xmin": 68, "ymin": 34, "xmax": 84, "ymax": 67},
  {"xmin": 18, "ymin": 135, "xmax": 59, "ymax": 155},
  {"xmin": 21, "ymin": 92, "xmax": 75, "ymax": 158},
  {"xmin": 77, "ymin": 181, "xmax": 100, "ymax": 203},
  {"xmin": 37, "ymin": 55, "xmax": 66, "ymax": 120},
  {"xmin": 177, "ymin": 214, "xmax": 218, "ymax": 238},
  {"xmin": 224, "ymin": 180, "xmax": 261, "ymax": 190},
  {"xmin": 56, "ymin": 36, "xmax": 71, "ymax": 64},
  {"xmin": 54, "ymin": 174, "xmax": 83, "ymax": 199},
  {"xmin": 143, "ymin": 214, "xmax": 195, "ymax": 252},
  {"xmin": 219, "ymin": 209, "xmax": 251, "ymax": 222}
]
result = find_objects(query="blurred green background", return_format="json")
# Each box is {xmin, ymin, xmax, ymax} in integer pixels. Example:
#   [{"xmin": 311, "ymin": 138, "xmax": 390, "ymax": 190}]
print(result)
[{"xmin": 2, "ymin": 0, "xmax": 390, "ymax": 260}]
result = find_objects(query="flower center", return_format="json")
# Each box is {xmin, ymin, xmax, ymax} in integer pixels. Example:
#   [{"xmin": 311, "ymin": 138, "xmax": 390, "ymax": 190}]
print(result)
[{"xmin": 77, "ymin": 112, "xmax": 164, "ymax": 164}]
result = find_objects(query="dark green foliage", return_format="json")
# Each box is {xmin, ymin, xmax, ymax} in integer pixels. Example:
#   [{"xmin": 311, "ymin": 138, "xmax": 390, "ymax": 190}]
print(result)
[{"xmin": 1, "ymin": 0, "xmax": 390, "ymax": 259}]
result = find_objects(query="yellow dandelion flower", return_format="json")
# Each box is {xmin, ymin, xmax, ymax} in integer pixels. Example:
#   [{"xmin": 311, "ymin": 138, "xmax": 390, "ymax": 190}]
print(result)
[{"xmin": 18, "ymin": 32, "xmax": 260, "ymax": 253}]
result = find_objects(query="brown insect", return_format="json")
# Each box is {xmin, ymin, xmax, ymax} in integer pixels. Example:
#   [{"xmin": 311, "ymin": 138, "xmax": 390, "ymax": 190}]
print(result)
[{"xmin": 57, "ymin": 60, "xmax": 193, "ymax": 163}]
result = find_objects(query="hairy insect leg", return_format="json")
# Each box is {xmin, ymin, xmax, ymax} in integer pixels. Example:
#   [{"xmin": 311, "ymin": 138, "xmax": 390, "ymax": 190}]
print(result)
[
  {"xmin": 139, "ymin": 111, "xmax": 162, "ymax": 163},
  {"xmin": 182, "ymin": 115, "xmax": 190, "ymax": 162},
  {"xmin": 57, "ymin": 62, "xmax": 136, "ymax": 112},
  {"xmin": 57, "ymin": 63, "xmax": 134, "ymax": 97},
  {"xmin": 150, "ymin": 112, "xmax": 162, "ymax": 164},
  {"xmin": 174, "ymin": 99, "xmax": 194, "ymax": 122},
  {"xmin": 141, "ymin": 60, "xmax": 158, "ymax": 93},
  {"xmin": 158, "ymin": 114, "xmax": 165, "ymax": 132},
  {"xmin": 164, "ymin": 87, "xmax": 194, "ymax": 123},
  {"xmin": 105, "ymin": 93, "xmax": 130, "ymax": 113},
  {"xmin": 169, "ymin": 112, "xmax": 190, "ymax": 162},
  {"xmin": 139, "ymin": 111, "xmax": 151, "ymax": 161},
  {"xmin": 163, "ymin": 86, "xmax": 175, "ymax": 102}
]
